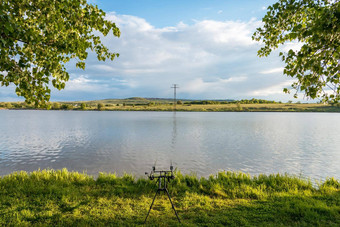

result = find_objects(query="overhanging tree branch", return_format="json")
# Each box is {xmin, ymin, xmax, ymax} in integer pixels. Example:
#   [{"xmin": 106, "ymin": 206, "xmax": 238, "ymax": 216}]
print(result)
[
  {"xmin": 253, "ymin": 0, "xmax": 340, "ymax": 103},
  {"xmin": 0, "ymin": 0, "xmax": 120, "ymax": 107}
]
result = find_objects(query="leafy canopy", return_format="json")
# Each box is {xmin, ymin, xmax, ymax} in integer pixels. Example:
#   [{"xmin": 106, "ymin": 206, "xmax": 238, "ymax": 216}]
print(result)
[
  {"xmin": 0, "ymin": 0, "xmax": 120, "ymax": 106},
  {"xmin": 253, "ymin": 0, "xmax": 340, "ymax": 103}
]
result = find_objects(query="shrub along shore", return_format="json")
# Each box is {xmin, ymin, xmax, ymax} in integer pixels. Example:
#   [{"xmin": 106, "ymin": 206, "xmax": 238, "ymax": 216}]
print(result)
[{"xmin": 0, "ymin": 169, "xmax": 339, "ymax": 226}]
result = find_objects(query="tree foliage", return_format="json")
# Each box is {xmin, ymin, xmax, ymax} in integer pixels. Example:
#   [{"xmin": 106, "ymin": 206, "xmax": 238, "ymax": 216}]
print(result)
[
  {"xmin": 80, "ymin": 103, "xmax": 86, "ymax": 110},
  {"xmin": 0, "ymin": 0, "xmax": 120, "ymax": 106},
  {"xmin": 253, "ymin": 0, "xmax": 340, "ymax": 103},
  {"xmin": 97, "ymin": 103, "xmax": 104, "ymax": 110}
]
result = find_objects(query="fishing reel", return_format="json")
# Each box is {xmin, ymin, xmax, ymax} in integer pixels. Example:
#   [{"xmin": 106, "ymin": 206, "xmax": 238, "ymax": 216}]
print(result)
[{"xmin": 145, "ymin": 164, "xmax": 175, "ymax": 181}]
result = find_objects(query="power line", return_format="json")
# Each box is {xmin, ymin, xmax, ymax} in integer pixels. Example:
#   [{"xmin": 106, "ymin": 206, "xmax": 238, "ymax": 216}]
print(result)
[{"xmin": 171, "ymin": 84, "xmax": 179, "ymax": 111}]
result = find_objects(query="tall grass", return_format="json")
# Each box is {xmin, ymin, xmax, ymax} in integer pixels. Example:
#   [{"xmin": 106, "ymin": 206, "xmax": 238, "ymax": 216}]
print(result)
[{"xmin": 0, "ymin": 169, "xmax": 339, "ymax": 226}]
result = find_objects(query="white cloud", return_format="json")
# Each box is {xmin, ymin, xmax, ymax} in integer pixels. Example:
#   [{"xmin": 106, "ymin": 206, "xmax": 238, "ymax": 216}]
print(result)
[
  {"xmin": 53, "ymin": 13, "xmax": 293, "ymax": 101},
  {"xmin": 249, "ymin": 81, "xmax": 293, "ymax": 96},
  {"xmin": 66, "ymin": 75, "xmax": 104, "ymax": 92},
  {"xmin": 90, "ymin": 64, "xmax": 116, "ymax": 72},
  {"xmin": 260, "ymin": 67, "xmax": 284, "ymax": 74},
  {"xmin": 183, "ymin": 77, "xmax": 247, "ymax": 94},
  {"xmin": 282, "ymin": 42, "xmax": 304, "ymax": 52},
  {"xmin": 111, "ymin": 14, "xmax": 154, "ymax": 32},
  {"xmin": 192, "ymin": 20, "xmax": 257, "ymax": 46}
]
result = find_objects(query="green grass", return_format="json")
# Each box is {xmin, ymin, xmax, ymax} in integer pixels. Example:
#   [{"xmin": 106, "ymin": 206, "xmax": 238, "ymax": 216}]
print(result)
[{"xmin": 0, "ymin": 169, "xmax": 339, "ymax": 226}]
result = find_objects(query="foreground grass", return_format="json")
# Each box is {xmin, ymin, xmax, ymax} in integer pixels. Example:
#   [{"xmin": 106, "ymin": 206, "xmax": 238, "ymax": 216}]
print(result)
[{"xmin": 0, "ymin": 169, "xmax": 339, "ymax": 226}]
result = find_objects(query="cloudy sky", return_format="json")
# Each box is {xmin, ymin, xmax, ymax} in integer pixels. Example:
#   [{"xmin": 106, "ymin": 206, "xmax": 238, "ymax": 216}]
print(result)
[{"xmin": 1, "ymin": 0, "xmax": 307, "ymax": 102}]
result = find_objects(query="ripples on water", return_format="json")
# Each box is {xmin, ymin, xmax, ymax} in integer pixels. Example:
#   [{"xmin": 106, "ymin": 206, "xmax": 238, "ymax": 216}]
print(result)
[{"xmin": 0, "ymin": 110, "xmax": 339, "ymax": 181}]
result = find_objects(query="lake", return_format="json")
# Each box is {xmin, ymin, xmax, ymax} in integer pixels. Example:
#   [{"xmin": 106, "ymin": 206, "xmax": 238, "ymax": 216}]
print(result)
[{"xmin": 0, "ymin": 110, "xmax": 339, "ymax": 181}]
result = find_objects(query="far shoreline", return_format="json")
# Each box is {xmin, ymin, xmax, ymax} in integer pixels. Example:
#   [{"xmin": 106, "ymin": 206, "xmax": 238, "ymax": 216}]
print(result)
[
  {"xmin": 1, "ymin": 104, "xmax": 340, "ymax": 113},
  {"xmin": 1, "ymin": 98, "xmax": 340, "ymax": 112}
]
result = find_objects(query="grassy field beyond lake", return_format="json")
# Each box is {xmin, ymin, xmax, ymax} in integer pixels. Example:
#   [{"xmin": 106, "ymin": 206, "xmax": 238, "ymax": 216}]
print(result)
[
  {"xmin": 0, "ymin": 100, "xmax": 340, "ymax": 113},
  {"xmin": 0, "ymin": 169, "xmax": 339, "ymax": 226},
  {"xmin": 1, "ymin": 98, "xmax": 340, "ymax": 112}
]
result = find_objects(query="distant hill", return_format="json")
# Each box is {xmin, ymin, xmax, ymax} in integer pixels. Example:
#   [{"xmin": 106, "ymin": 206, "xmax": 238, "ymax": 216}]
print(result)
[
  {"xmin": 57, "ymin": 97, "xmax": 237, "ymax": 106},
  {"xmin": 124, "ymin": 97, "xmax": 148, "ymax": 101},
  {"xmin": 97, "ymin": 97, "xmax": 235, "ymax": 103}
]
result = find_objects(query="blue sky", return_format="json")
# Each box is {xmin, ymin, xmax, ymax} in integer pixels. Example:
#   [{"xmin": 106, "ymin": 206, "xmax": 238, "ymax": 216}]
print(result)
[
  {"xmin": 1, "ymin": 0, "xmax": 307, "ymax": 102},
  {"xmin": 94, "ymin": 0, "xmax": 275, "ymax": 27}
]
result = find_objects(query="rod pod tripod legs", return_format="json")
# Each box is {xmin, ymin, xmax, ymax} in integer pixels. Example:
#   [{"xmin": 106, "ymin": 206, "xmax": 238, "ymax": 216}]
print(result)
[
  {"xmin": 144, "ymin": 188, "xmax": 181, "ymax": 224},
  {"xmin": 144, "ymin": 178, "xmax": 181, "ymax": 224}
]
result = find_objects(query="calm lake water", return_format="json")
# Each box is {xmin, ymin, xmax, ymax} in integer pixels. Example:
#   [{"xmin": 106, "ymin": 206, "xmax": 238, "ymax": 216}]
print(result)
[{"xmin": 0, "ymin": 110, "xmax": 339, "ymax": 181}]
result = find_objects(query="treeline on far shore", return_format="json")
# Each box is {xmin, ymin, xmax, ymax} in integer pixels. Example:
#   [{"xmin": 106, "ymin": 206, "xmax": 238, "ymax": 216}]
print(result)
[{"xmin": 1, "ymin": 97, "xmax": 340, "ymax": 112}]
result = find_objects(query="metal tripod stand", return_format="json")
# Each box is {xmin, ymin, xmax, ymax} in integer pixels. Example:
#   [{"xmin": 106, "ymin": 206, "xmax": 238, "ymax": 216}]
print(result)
[{"xmin": 144, "ymin": 167, "xmax": 181, "ymax": 224}]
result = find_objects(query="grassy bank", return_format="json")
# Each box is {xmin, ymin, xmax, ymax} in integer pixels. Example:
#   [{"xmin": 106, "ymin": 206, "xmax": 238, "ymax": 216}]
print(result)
[{"xmin": 0, "ymin": 169, "xmax": 339, "ymax": 226}]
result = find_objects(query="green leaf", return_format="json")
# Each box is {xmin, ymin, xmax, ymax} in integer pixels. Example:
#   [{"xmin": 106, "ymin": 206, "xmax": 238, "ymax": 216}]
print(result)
[
  {"xmin": 0, "ymin": 0, "xmax": 120, "ymax": 107},
  {"xmin": 253, "ymin": 0, "xmax": 340, "ymax": 103}
]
